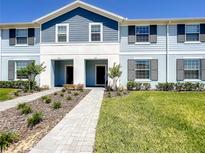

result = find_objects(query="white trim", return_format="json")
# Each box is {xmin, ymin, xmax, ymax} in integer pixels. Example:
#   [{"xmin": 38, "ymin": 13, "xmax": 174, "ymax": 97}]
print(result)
[
  {"xmin": 89, "ymin": 23, "xmax": 103, "ymax": 42},
  {"xmin": 64, "ymin": 65, "xmax": 73, "ymax": 84},
  {"xmin": 135, "ymin": 42, "xmax": 151, "ymax": 45},
  {"xmin": 184, "ymin": 79, "xmax": 201, "ymax": 82},
  {"xmin": 2, "ymin": 53, "xmax": 40, "ymax": 56},
  {"xmin": 40, "ymin": 42, "xmax": 119, "ymax": 46},
  {"xmin": 95, "ymin": 64, "xmax": 106, "ymax": 86},
  {"xmin": 183, "ymin": 57, "xmax": 203, "ymax": 59},
  {"xmin": 55, "ymin": 23, "xmax": 69, "ymax": 43},
  {"xmin": 184, "ymin": 41, "xmax": 201, "ymax": 44},
  {"xmin": 15, "ymin": 28, "xmax": 28, "ymax": 46},
  {"xmin": 135, "ymin": 79, "xmax": 151, "ymax": 82}
]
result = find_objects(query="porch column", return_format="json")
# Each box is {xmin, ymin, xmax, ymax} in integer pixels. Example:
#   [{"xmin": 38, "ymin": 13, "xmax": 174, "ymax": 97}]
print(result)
[
  {"xmin": 40, "ymin": 56, "xmax": 52, "ymax": 88},
  {"xmin": 74, "ymin": 57, "xmax": 85, "ymax": 85},
  {"xmin": 108, "ymin": 55, "xmax": 120, "ymax": 87}
]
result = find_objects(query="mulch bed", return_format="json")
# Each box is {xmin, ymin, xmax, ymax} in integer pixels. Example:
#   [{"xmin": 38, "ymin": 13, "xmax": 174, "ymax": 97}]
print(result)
[{"xmin": 0, "ymin": 89, "xmax": 90, "ymax": 153}]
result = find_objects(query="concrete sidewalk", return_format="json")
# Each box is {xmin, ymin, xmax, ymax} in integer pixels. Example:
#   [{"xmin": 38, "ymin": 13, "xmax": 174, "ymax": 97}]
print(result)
[
  {"xmin": 30, "ymin": 88, "xmax": 104, "ymax": 153},
  {"xmin": 0, "ymin": 88, "xmax": 61, "ymax": 112}
]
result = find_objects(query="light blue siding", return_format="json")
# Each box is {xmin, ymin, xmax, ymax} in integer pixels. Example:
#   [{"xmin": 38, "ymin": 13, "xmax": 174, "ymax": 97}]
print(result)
[
  {"xmin": 120, "ymin": 25, "xmax": 166, "ymax": 53},
  {"xmin": 41, "ymin": 7, "xmax": 119, "ymax": 43},
  {"xmin": 1, "ymin": 28, "xmax": 40, "ymax": 54},
  {"xmin": 54, "ymin": 60, "xmax": 73, "ymax": 86},
  {"xmin": 85, "ymin": 60, "xmax": 108, "ymax": 87}
]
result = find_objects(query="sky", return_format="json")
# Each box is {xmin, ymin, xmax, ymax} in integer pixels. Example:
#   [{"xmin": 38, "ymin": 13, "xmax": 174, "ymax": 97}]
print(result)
[{"xmin": 0, "ymin": 0, "xmax": 205, "ymax": 23}]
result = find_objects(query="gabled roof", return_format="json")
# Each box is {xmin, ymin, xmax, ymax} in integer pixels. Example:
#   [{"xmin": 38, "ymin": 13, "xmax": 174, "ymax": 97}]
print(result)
[{"xmin": 33, "ymin": 0, "xmax": 125, "ymax": 24}]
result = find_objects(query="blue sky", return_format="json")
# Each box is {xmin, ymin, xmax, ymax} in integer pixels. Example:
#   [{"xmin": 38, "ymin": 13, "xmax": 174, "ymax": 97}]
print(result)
[{"xmin": 0, "ymin": 0, "xmax": 205, "ymax": 23}]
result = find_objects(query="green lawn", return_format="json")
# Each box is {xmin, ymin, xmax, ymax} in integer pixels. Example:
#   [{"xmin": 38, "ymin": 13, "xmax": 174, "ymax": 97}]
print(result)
[
  {"xmin": 0, "ymin": 88, "xmax": 17, "ymax": 101},
  {"xmin": 95, "ymin": 91, "xmax": 205, "ymax": 153}
]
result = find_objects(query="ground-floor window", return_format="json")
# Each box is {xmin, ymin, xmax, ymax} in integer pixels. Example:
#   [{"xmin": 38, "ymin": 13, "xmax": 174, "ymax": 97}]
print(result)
[
  {"xmin": 184, "ymin": 59, "xmax": 200, "ymax": 79},
  {"xmin": 135, "ymin": 60, "xmax": 150, "ymax": 79},
  {"xmin": 15, "ymin": 61, "xmax": 30, "ymax": 79}
]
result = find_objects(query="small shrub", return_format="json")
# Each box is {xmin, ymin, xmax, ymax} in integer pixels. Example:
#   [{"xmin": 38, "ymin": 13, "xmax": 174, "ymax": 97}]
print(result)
[
  {"xmin": 105, "ymin": 85, "xmax": 113, "ymax": 92},
  {"xmin": 0, "ymin": 131, "xmax": 19, "ymax": 153},
  {"xmin": 61, "ymin": 88, "xmax": 66, "ymax": 93},
  {"xmin": 156, "ymin": 83, "xmax": 175, "ymax": 91},
  {"xmin": 41, "ymin": 96, "xmax": 48, "ymax": 101},
  {"xmin": 54, "ymin": 92, "xmax": 57, "ymax": 95},
  {"xmin": 14, "ymin": 91, "xmax": 20, "ymax": 96},
  {"xmin": 23, "ymin": 89, "xmax": 28, "ymax": 93},
  {"xmin": 123, "ymin": 91, "xmax": 128, "ymax": 95},
  {"xmin": 183, "ymin": 82, "xmax": 194, "ymax": 91},
  {"xmin": 60, "ymin": 93, "xmax": 64, "ymax": 97},
  {"xmin": 135, "ymin": 82, "xmax": 142, "ymax": 91},
  {"xmin": 175, "ymin": 82, "xmax": 184, "ymax": 92},
  {"xmin": 127, "ymin": 81, "xmax": 135, "ymax": 90},
  {"xmin": 107, "ymin": 92, "xmax": 112, "ymax": 98},
  {"xmin": 27, "ymin": 112, "xmax": 43, "ymax": 127},
  {"xmin": 67, "ymin": 90, "xmax": 71, "ymax": 94},
  {"xmin": 73, "ymin": 92, "xmax": 79, "ymax": 96},
  {"xmin": 17, "ymin": 103, "xmax": 26, "ymax": 110},
  {"xmin": 20, "ymin": 105, "xmax": 32, "ymax": 115},
  {"xmin": 45, "ymin": 98, "xmax": 52, "ymax": 104},
  {"xmin": 67, "ymin": 96, "xmax": 72, "ymax": 101},
  {"xmin": 116, "ymin": 91, "xmax": 122, "ymax": 96},
  {"xmin": 142, "ymin": 83, "xmax": 151, "ymax": 90},
  {"xmin": 52, "ymin": 101, "xmax": 61, "ymax": 109}
]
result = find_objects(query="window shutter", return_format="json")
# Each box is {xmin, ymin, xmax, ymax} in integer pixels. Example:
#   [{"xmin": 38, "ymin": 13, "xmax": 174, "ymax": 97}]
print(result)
[
  {"xmin": 201, "ymin": 59, "xmax": 205, "ymax": 80},
  {"xmin": 8, "ymin": 61, "xmax": 15, "ymax": 81},
  {"xmin": 128, "ymin": 59, "xmax": 135, "ymax": 81},
  {"xmin": 150, "ymin": 59, "xmax": 158, "ymax": 81},
  {"xmin": 150, "ymin": 25, "xmax": 157, "ymax": 43},
  {"xmin": 177, "ymin": 24, "xmax": 185, "ymax": 43},
  {"xmin": 176, "ymin": 59, "xmax": 184, "ymax": 81},
  {"xmin": 128, "ymin": 26, "xmax": 135, "ymax": 44},
  {"xmin": 9, "ymin": 29, "xmax": 16, "ymax": 46},
  {"xmin": 200, "ymin": 24, "xmax": 205, "ymax": 42},
  {"xmin": 28, "ymin": 28, "xmax": 35, "ymax": 45}
]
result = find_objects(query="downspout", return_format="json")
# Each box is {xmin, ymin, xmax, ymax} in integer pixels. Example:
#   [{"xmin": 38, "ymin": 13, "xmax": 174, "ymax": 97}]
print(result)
[{"xmin": 166, "ymin": 23, "xmax": 169, "ymax": 83}]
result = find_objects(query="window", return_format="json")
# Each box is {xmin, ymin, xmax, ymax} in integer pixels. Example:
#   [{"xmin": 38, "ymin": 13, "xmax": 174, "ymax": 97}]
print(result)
[
  {"xmin": 185, "ymin": 25, "xmax": 200, "ymax": 42},
  {"xmin": 56, "ymin": 24, "xmax": 69, "ymax": 43},
  {"xmin": 16, "ymin": 29, "xmax": 28, "ymax": 45},
  {"xmin": 136, "ymin": 26, "xmax": 150, "ymax": 42},
  {"xmin": 135, "ymin": 60, "xmax": 150, "ymax": 79},
  {"xmin": 15, "ymin": 61, "xmax": 30, "ymax": 79},
  {"xmin": 184, "ymin": 59, "xmax": 200, "ymax": 79},
  {"xmin": 89, "ymin": 23, "xmax": 103, "ymax": 42}
]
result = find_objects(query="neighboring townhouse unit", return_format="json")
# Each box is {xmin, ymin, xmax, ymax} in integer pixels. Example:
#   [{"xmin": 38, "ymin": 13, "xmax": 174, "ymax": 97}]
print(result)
[{"xmin": 0, "ymin": 0, "xmax": 205, "ymax": 88}]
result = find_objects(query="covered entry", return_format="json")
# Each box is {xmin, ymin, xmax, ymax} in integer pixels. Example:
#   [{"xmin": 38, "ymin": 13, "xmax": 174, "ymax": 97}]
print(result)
[
  {"xmin": 53, "ymin": 60, "xmax": 73, "ymax": 87},
  {"xmin": 85, "ymin": 60, "xmax": 108, "ymax": 87}
]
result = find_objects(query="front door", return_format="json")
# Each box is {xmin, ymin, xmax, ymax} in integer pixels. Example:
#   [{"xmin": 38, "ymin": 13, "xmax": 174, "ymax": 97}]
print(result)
[
  {"xmin": 96, "ymin": 65, "xmax": 106, "ymax": 86},
  {"xmin": 66, "ymin": 66, "xmax": 73, "ymax": 84}
]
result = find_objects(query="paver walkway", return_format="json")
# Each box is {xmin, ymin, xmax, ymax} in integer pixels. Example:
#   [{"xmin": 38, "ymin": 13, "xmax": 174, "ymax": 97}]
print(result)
[
  {"xmin": 0, "ymin": 88, "xmax": 61, "ymax": 112},
  {"xmin": 30, "ymin": 88, "xmax": 104, "ymax": 153}
]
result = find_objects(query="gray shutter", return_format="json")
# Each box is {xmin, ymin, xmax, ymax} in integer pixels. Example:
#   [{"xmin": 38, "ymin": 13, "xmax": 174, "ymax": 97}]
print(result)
[
  {"xmin": 28, "ymin": 28, "xmax": 35, "ymax": 45},
  {"xmin": 150, "ymin": 25, "xmax": 157, "ymax": 43},
  {"xmin": 9, "ymin": 29, "xmax": 16, "ymax": 46},
  {"xmin": 150, "ymin": 59, "xmax": 158, "ymax": 81},
  {"xmin": 177, "ymin": 24, "xmax": 185, "ymax": 43},
  {"xmin": 8, "ymin": 61, "xmax": 15, "ymax": 81},
  {"xmin": 176, "ymin": 59, "xmax": 184, "ymax": 81},
  {"xmin": 128, "ymin": 59, "xmax": 135, "ymax": 81},
  {"xmin": 200, "ymin": 24, "xmax": 205, "ymax": 42},
  {"xmin": 201, "ymin": 59, "xmax": 205, "ymax": 80},
  {"xmin": 128, "ymin": 26, "xmax": 135, "ymax": 44}
]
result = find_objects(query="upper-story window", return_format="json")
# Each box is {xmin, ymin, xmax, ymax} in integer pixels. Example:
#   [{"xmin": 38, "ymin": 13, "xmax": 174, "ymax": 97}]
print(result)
[
  {"xmin": 56, "ymin": 24, "xmax": 69, "ymax": 43},
  {"xmin": 184, "ymin": 59, "xmax": 200, "ymax": 79},
  {"xmin": 185, "ymin": 24, "xmax": 200, "ymax": 42},
  {"xmin": 16, "ymin": 29, "xmax": 28, "ymax": 45},
  {"xmin": 136, "ymin": 26, "xmax": 150, "ymax": 42},
  {"xmin": 135, "ymin": 60, "xmax": 150, "ymax": 79},
  {"xmin": 89, "ymin": 23, "xmax": 103, "ymax": 42}
]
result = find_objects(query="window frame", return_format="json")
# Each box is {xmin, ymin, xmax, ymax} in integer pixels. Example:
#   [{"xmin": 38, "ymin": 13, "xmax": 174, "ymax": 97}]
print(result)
[
  {"xmin": 135, "ymin": 25, "xmax": 150, "ymax": 43},
  {"xmin": 15, "ymin": 61, "xmax": 30, "ymax": 80},
  {"xmin": 15, "ymin": 28, "xmax": 28, "ymax": 46},
  {"xmin": 185, "ymin": 24, "xmax": 200, "ymax": 43},
  {"xmin": 55, "ymin": 23, "xmax": 69, "ymax": 43},
  {"xmin": 89, "ymin": 23, "xmax": 103, "ymax": 42},
  {"xmin": 183, "ymin": 59, "xmax": 201, "ymax": 80},
  {"xmin": 135, "ymin": 59, "xmax": 151, "ymax": 80}
]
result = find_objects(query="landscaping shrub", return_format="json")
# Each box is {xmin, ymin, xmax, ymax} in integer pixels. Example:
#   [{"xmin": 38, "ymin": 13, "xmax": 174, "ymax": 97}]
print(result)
[
  {"xmin": 61, "ymin": 88, "xmax": 66, "ymax": 93},
  {"xmin": 64, "ymin": 84, "xmax": 84, "ymax": 90},
  {"xmin": 14, "ymin": 91, "xmax": 20, "ymax": 96},
  {"xmin": 20, "ymin": 105, "xmax": 32, "ymax": 115},
  {"xmin": 107, "ymin": 92, "xmax": 111, "ymax": 98},
  {"xmin": 41, "ymin": 96, "xmax": 51, "ymax": 104},
  {"xmin": 135, "ymin": 82, "xmax": 142, "ymax": 90},
  {"xmin": 17, "ymin": 103, "xmax": 26, "ymax": 110},
  {"xmin": 52, "ymin": 101, "xmax": 61, "ymax": 109},
  {"xmin": 27, "ymin": 112, "xmax": 43, "ymax": 127},
  {"xmin": 67, "ymin": 90, "xmax": 71, "ymax": 94},
  {"xmin": 127, "ymin": 81, "xmax": 151, "ymax": 91},
  {"xmin": 60, "ymin": 93, "xmax": 64, "ymax": 97},
  {"xmin": 156, "ymin": 83, "xmax": 175, "ymax": 91},
  {"xmin": 54, "ymin": 92, "xmax": 57, "ymax": 95},
  {"xmin": 116, "ymin": 91, "xmax": 122, "ymax": 96},
  {"xmin": 127, "ymin": 81, "xmax": 136, "ymax": 90},
  {"xmin": 0, "ymin": 131, "xmax": 19, "ymax": 153},
  {"xmin": 67, "ymin": 96, "xmax": 72, "ymax": 101},
  {"xmin": 0, "ymin": 81, "xmax": 32, "ymax": 89},
  {"xmin": 73, "ymin": 92, "xmax": 79, "ymax": 96},
  {"xmin": 142, "ymin": 83, "xmax": 151, "ymax": 90}
]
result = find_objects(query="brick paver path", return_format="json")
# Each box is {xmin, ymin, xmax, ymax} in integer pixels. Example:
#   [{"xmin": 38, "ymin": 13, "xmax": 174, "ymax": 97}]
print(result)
[
  {"xmin": 0, "ymin": 88, "xmax": 62, "ymax": 112},
  {"xmin": 30, "ymin": 88, "xmax": 104, "ymax": 153}
]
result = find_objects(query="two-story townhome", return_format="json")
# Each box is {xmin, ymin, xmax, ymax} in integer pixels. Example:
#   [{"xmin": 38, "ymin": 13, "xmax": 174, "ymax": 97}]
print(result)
[{"xmin": 1, "ymin": 0, "xmax": 205, "ymax": 88}]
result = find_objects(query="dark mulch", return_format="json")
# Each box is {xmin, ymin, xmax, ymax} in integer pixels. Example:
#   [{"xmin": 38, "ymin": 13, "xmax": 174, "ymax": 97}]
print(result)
[{"xmin": 0, "ymin": 89, "xmax": 90, "ymax": 153}]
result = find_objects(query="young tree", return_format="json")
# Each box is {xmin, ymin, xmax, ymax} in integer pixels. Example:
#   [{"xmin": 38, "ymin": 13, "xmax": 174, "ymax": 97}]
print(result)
[
  {"xmin": 108, "ymin": 63, "xmax": 122, "ymax": 91},
  {"xmin": 18, "ymin": 62, "xmax": 46, "ymax": 91}
]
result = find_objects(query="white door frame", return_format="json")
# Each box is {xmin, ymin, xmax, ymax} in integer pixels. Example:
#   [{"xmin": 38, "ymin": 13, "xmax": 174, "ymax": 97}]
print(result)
[
  {"xmin": 95, "ymin": 64, "xmax": 106, "ymax": 86},
  {"xmin": 64, "ymin": 65, "xmax": 73, "ymax": 84}
]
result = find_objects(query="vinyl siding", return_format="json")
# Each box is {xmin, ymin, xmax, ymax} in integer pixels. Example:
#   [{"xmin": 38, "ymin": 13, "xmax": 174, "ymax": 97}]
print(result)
[
  {"xmin": 41, "ymin": 7, "xmax": 118, "ymax": 43},
  {"xmin": 1, "ymin": 28, "xmax": 40, "ymax": 54},
  {"xmin": 120, "ymin": 25, "xmax": 166, "ymax": 53},
  {"xmin": 169, "ymin": 25, "xmax": 205, "ymax": 52}
]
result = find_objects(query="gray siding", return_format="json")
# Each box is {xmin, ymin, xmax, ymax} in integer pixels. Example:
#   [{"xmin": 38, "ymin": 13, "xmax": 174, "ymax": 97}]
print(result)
[
  {"xmin": 41, "ymin": 7, "xmax": 119, "ymax": 43},
  {"xmin": 1, "ymin": 28, "xmax": 40, "ymax": 54},
  {"xmin": 120, "ymin": 25, "xmax": 166, "ymax": 53}
]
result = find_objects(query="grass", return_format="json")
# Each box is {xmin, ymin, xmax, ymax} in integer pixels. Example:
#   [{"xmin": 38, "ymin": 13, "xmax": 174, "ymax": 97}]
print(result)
[
  {"xmin": 0, "ymin": 88, "xmax": 17, "ymax": 101},
  {"xmin": 95, "ymin": 91, "xmax": 205, "ymax": 153}
]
